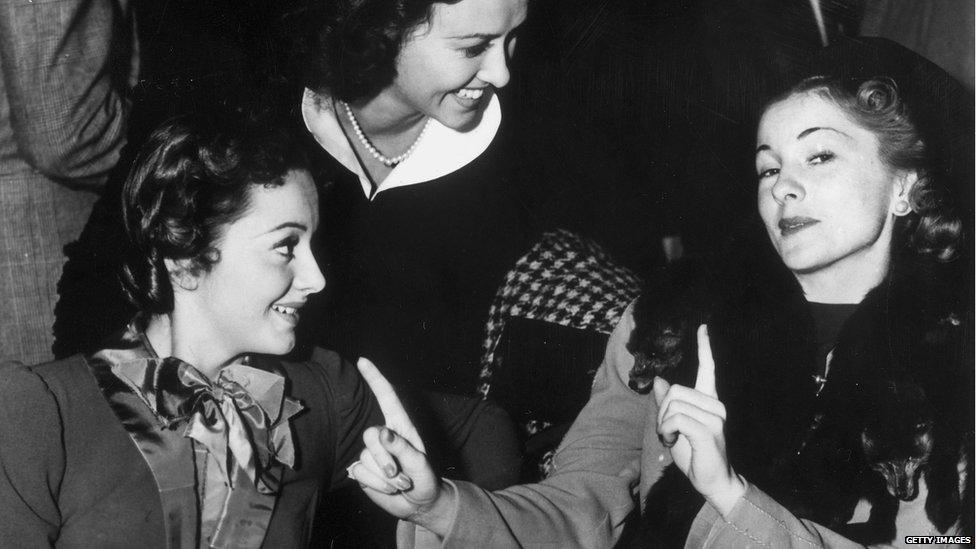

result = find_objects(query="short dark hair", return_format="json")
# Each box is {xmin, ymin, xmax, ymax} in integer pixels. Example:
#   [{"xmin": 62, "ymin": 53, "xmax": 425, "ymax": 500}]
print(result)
[
  {"xmin": 120, "ymin": 113, "xmax": 310, "ymax": 314},
  {"xmin": 767, "ymin": 76, "xmax": 964, "ymax": 263},
  {"xmin": 295, "ymin": 0, "xmax": 463, "ymax": 103}
]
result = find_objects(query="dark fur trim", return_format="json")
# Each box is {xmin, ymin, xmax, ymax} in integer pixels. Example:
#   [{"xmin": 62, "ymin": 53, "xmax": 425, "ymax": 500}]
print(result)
[{"xmin": 631, "ymin": 252, "xmax": 973, "ymax": 546}]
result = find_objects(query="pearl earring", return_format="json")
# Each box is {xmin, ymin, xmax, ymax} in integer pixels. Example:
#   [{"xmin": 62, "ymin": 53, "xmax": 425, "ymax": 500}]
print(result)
[{"xmin": 894, "ymin": 201, "xmax": 911, "ymax": 215}]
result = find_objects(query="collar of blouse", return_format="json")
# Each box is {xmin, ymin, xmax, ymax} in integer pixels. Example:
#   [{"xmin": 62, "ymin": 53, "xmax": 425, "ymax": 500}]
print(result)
[{"xmin": 301, "ymin": 88, "xmax": 501, "ymax": 200}]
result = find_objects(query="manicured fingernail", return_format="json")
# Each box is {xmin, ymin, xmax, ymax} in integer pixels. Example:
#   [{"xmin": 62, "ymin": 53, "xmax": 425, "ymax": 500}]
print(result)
[
  {"xmin": 384, "ymin": 464, "xmax": 397, "ymax": 478},
  {"xmin": 658, "ymin": 433, "xmax": 676, "ymax": 448},
  {"xmin": 383, "ymin": 428, "xmax": 395, "ymax": 443},
  {"xmin": 394, "ymin": 474, "xmax": 413, "ymax": 491}
]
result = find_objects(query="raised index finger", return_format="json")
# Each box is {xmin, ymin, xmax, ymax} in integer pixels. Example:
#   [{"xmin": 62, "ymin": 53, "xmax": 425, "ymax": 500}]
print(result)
[
  {"xmin": 357, "ymin": 357, "xmax": 411, "ymax": 422},
  {"xmin": 357, "ymin": 358, "xmax": 426, "ymax": 452},
  {"xmin": 695, "ymin": 325, "xmax": 718, "ymax": 398}
]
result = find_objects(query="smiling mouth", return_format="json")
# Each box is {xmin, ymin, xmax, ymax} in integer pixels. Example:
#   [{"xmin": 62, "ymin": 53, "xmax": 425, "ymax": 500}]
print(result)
[
  {"xmin": 778, "ymin": 216, "xmax": 819, "ymax": 236},
  {"xmin": 271, "ymin": 303, "xmax": 303, "ymax": 324},
  {"xmin": 454, "ymin": 87, "xmax": 487, "ymax": 100}
]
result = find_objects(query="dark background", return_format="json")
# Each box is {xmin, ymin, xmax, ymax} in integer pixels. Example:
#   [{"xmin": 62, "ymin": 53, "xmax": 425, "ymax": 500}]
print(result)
[
  {"xmin": 54, "ymin": 0, "xmax": 973, "ymax": 365},
  {"xmin": 127, "ymin": 0, "xmax": 972, "ymax": 278}
]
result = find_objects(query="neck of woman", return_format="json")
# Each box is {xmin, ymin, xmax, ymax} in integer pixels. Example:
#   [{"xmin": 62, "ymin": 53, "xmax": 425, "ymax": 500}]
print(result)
[
  {"xmin": 338, "ymin": 95, "xmax": 430, "ymax": 187},
  {"xmin": 145, "ymin": 313, "xmax": 234, "ymax": 381},
  {"xmin": 346, "ymin": 94, "xmax": 428, "ymax": 139},
  {"xmin": 794, "ymin": 250, "xmax": 891, "ymax": 305}
]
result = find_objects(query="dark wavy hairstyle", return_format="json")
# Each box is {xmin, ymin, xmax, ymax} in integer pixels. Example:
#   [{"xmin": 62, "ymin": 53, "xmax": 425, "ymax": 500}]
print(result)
[
  {"xmin": 295, "ymin": 0, "xmax": 463, "ymax": 102},
  {"xmin": 120, "ymin": 113, "xmax": 310, "ymax": 314},
  {"xmin": 766, "ymin": 76, "xmax": 964, "ymax": 263}
]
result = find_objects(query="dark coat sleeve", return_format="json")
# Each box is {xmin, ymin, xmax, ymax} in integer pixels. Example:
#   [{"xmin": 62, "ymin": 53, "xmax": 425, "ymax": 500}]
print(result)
[
  {"xmin": 0, "ymin": 363, "xmax": 65, "ymax": 546},
  {"xmin": 291, "ymin": 350, "xmax": 391, "ymax": 549},
  {"xmin": 307, "ymin": 348, "xmax": 383, "ymax": 491}
]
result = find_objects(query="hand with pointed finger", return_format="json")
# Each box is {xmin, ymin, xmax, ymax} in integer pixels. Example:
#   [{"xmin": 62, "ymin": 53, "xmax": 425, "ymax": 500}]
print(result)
[
  {"xmin": 651, "ymin": 325, "xmax": 746, "ymax": 516},
  {"xmin": 349, "ymin": 358, "xmax": 456, "ymax": 536}
]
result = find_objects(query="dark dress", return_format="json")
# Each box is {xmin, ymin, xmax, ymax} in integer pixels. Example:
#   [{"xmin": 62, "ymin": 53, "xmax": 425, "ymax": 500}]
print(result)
[
  {"xmin": 298, "ymin": 94, "xmax": 531, "ymax": 491},
  {"xmin": 305, "ymin": 114, "xmax": 531, "ymax": 395}
]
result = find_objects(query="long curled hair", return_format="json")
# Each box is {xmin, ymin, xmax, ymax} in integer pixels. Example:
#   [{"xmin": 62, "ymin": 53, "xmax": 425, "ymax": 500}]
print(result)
[
  {"xmin": 120, "ymin": 114, "xmax": 309, "ymax": 314},
  {"xmin": 765, "ymin": 76, "xmax": 964, "ymax": 263},
  {"xmin": 295, "ymin": 0, "xmax": 464, "ymax": 103}
]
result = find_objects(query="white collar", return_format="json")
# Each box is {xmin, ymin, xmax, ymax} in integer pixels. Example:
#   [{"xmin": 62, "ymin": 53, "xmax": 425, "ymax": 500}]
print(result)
[{"xmin": 301, "ymin": 88, "xmax": 501, "ymax": 200}]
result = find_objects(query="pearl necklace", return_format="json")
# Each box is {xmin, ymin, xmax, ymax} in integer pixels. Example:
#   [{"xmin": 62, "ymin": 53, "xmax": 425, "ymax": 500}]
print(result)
[{"xmin": 341, "ymin": 101, "xmax": 431, "ymax": 167}]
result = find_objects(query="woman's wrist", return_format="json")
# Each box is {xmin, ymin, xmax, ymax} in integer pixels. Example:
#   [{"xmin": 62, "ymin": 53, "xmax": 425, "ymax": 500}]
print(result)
[
  {"xmin": 410, "ymin": 479, "xmax": 458, "ymax": 537},
  {"xmin": 706, "ymin": 473, "xmax": 747, "ymax": 518}
]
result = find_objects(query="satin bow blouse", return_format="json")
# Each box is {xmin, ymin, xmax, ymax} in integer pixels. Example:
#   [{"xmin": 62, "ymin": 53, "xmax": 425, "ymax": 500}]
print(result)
[{"xmin": 91, "ymin": 322, "xmax": 303, "ymax": 547}]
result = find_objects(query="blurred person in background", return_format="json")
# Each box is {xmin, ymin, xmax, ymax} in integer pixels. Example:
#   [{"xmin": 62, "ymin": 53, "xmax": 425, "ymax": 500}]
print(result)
[{"xmin": 0, "ymin": 0, "xmax": 136, "ymax": 364}]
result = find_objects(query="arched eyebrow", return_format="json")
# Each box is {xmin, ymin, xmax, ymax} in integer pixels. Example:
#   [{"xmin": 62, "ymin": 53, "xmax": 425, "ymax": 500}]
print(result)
[
  {"xmin": 448, "ymin": 32, "xmax": 500, "ymax": 40},
  {"xmin": 266, "ymin": 222, "xmax": 308, "ymax": 234},
  {"xmin": 798, "ymin": 126, "xmax": 851, "ymax": 140},
  {"xmin": 755, "ymin": 126, "xmax": 853, "ymax": 155}
]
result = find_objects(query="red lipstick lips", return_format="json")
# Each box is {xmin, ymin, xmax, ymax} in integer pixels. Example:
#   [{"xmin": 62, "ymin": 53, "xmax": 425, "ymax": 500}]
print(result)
[{"xmin": 778, "ymin": 216, "xmax": 819, "ymax": 236}]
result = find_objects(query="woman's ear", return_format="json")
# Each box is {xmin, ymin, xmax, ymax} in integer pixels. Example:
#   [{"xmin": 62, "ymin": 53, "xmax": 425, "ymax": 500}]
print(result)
[
  {"xmin": 897, "ymin": 170, "xmax": 920, "ymax": 198},
  {"xmin": 891, "ymin": 170, "xmax": 920, "ymax": 217},
  {"xmin": 163, "ymin": 258, "xmax": 199, "ymax": 291}
]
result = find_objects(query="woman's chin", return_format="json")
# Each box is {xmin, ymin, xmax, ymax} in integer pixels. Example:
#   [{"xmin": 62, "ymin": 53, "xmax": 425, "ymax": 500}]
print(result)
[
  {"xmin": 272, "ymin": 336, "xmax": 296, "ymax": 356},
  {"xmin": 438, "ymin": 104, "xmax": 485, "ymax": 132},
  {"xmin": 248, "ymin": 333, "xmax": 296, "ymax": 357},
  {"xmin": 778, "ymin": 251, "xmax": 828, "ymax": 276},
  {"xmin": 773, "ymin": 238, "xmax": 828, "ymax": 272}
]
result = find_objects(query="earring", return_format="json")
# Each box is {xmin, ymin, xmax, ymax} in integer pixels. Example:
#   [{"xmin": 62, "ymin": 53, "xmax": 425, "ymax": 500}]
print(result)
[{"xmin": 893, "ymin": 200, "xmax": 911, "ymax": 216}]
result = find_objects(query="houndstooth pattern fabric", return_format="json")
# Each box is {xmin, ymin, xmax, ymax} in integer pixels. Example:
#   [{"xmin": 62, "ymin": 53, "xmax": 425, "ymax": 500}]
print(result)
[{"xmin": 477, "ymin": 229, "xmax": 642, "ymax": 398}]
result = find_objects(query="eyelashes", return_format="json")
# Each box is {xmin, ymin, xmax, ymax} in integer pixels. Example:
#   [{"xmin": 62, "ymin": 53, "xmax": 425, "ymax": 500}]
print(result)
[
  {"xmin": 461, "ymin": 26, "xmax": 522, "ymax": 59},
  {"xmin": 808, "ymin": 151, "xmax": 835, "ymax": 164},
  {"xmin": 463, "ymin": 42, "xmax": 491, "ymax": 58},
  {"xmin": 273, "ymin": 235, "xmax": 299, "ymax": 259},
  {"xmin": 756, "ymin": 151, "xmax": 836, "ymax": 179}
]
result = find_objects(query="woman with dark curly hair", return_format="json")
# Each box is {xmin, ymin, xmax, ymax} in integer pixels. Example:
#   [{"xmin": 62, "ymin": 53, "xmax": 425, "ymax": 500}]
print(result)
[
  {"xmin": 0, "ymin": 114, "xmax": 402, "ymax": 547},
  {"xmin": 295, "ymin": 0, "xmax": 530, "ymax": 491},
  {"xmin": 344, "ymin": 37, "xmax": 972, "ymax": 547}
]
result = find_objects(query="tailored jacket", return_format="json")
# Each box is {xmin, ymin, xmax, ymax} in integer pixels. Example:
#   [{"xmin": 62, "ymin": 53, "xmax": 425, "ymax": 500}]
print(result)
[
  {"xmin": 401, "ymin": 246, "xmax": 973, "ymax": 548},
  {"xmin": 0, "ymin": 346, "xmax": 380, "ymax": 548},
  {"xmin": 0, "ymin": 0, "xmax": 135, "ymax": 364}
]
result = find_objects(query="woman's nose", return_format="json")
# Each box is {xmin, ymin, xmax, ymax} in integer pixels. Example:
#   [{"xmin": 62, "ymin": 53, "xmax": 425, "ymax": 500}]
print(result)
[
  {"xmin": 477, "ymin": 44, "xmax": 511, "ymax": 89},
  {"xmin": 296, "ymin": 252, "xmax": 326, "ymax": 295},
  {"xmin": 770, "ymin": 170, "xmax": 805, "ymax": 204}
]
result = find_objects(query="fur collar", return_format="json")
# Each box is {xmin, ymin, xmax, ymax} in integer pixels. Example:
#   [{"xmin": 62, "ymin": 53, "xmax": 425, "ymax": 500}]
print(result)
[
  {"xmin": 701, "ymin": 250, "xmax": 970, "ymax": 523},
  {"xmin": 633, "ymin": 243, "xmax": 973, "ymax": 542}
]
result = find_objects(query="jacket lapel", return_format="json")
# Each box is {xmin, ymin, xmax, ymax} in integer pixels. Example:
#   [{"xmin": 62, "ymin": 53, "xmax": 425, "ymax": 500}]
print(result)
[{"xmin": 88, "ymin": 355, "xmax": 199, "ymax": 548}]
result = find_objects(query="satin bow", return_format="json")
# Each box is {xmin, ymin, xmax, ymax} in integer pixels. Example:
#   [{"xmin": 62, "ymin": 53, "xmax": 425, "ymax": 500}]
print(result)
[{"xmin": 152, "ymin": 357, "xmax": 301, "ymax": 494}]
